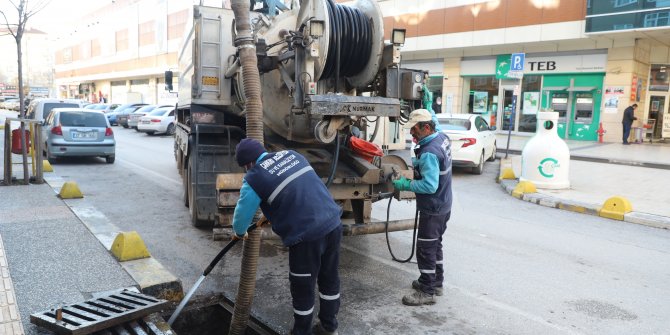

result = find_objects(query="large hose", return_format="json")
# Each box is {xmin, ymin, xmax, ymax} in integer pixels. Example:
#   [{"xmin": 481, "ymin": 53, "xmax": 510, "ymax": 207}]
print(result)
[
  {"xmin": 321, "ymin": 0, "xmax": 373, "ymax": 80},
  {"xmin": 229, "ymin": 0, "xmax": 264, "ymax": 334}
]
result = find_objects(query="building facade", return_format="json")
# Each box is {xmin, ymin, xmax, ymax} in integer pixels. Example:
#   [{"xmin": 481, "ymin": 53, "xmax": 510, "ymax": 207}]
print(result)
[
  {"xmin": 55, "ymin": 0, "xmax": 670, "ymax": 142},
  {"xmin": 381, "ymin": 0, "xmax": 670, "ymax": 142}
]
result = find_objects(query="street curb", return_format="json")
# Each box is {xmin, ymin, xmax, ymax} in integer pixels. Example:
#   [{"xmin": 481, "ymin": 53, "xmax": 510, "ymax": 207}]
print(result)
[
  {"xmin": 499, "ymin": 179, "xmax": 670, "ymax": 230},
  {"xmin": 43, "ymin": 175, "xmax": 185, "ymax": 301},
  {"xmin": 497, "ymin": 148, "xmax": 670, "ymax": 170}
]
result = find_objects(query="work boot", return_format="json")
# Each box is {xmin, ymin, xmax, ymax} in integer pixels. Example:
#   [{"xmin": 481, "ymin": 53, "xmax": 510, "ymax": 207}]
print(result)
[
  {"xmin": 412, "ymin": 280, "xmax": 443, "ymax": 296},
  {"xmin": 402, "ymin": 290, "xmax": 436, "ymax": 306},
  {"xmin": 312, "ymin": 321, "xmax": 338, "ymax": 335}
]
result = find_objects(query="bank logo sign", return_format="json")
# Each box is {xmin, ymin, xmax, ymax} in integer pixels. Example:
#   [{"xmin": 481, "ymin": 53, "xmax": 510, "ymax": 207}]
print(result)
[{"xmin": 538, "ymin": 158, "xmax": 560, "ymax": 178}]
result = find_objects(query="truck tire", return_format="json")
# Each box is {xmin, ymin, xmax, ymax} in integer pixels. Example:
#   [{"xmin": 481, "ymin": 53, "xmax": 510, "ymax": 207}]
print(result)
[
  {"xmin": 183, "ymin": 156, "xmax": 189, "ymax": 208},
  {"xmin": 188, "ymin": 158, "xmax": 210, "ymax": 227}
]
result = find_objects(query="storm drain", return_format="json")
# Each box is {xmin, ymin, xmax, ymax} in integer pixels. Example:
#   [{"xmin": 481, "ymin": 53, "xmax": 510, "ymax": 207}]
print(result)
[{"xmin": 30, "ymin": 290, "xmax": 170, "ymax": 335}]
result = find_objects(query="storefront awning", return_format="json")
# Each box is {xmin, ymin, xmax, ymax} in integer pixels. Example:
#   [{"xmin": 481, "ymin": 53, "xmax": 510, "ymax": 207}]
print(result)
[
  {"xmin": 543, "ymin": 86, "xmax": 568, "ymax": 91},
  {"xmin": 566, "ymin": 86, "xmax": 597, "ymax": 92}
]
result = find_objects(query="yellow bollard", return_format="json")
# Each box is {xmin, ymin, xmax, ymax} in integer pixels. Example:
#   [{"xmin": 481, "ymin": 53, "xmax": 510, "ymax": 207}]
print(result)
[
  {"xmin": 512, "ymin": 181, "xmax": 536, "ymax": 199},
  {"xmin": 59, "ymin": 181, "xmax": 83, "ymax": 199},
  {"xmin": 111, "ymin": 231, "xmax": 151, "ymax": 261},
  {"xmin": 598, "ymin": 196, "xmax": 633, "ymax": 220},
  {"xmin": 43, "ymin": 160, "xmax": 53, "ymax": 172}
]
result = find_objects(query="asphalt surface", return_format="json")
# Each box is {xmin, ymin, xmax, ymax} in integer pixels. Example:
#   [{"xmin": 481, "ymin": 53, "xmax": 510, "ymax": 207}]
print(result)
[{"xmin": 33, "ymin": 127, "xmax": 670, "ymax": 334}]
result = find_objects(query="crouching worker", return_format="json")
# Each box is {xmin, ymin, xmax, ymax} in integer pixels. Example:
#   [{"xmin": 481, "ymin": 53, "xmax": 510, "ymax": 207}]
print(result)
[
  {"xmin": 231, "ymin": 138, "xmax": 343, "ymax": 335},
  {"xmin": 393, "ymin": 109, "xmax": 453, "ymax": 306}
]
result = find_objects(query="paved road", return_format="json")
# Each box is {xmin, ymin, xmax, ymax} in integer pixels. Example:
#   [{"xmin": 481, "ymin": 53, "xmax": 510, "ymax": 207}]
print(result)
[{"xmin": 48, "ymin": 126, "xmax": 670, "ymax": 334}]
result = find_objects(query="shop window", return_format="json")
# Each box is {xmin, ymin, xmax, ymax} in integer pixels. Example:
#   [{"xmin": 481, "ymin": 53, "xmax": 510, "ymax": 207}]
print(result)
[
  {"xmin": 426, "ymin": 76, "xmax": 443, "ymax": 113},
  {"xmin": 519, "ymin": 75, "xmax": 541, "ymax": 133},
  {"xmin": 650, "ymin": 65, "xmax": 670, "ymax": 92},
  {"xmin": 466, "ymin": 76, "xmax": 499, "ymax": 115}
]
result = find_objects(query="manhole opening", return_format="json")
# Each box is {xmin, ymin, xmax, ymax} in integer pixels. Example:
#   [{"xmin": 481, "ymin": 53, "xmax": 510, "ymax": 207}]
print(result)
[{"xmin": 167, "ymin": 303, "xmax": 273, "ymax": 335}]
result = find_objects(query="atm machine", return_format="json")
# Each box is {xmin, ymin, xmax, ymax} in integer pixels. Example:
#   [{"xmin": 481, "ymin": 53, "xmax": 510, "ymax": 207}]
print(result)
[
  {"xmin": 550, "ymin": 92, "xmax": 569, "ymax": 138},
  {"xmin": 572, "ymin": 93, "xmax": 595, "ymax": 140}
]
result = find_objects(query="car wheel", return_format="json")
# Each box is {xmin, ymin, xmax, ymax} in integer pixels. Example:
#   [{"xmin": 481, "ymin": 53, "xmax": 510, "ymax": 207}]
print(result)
[
  {"xmin": 166, "ymin": 123, "xmax": 175, "ymax": 136},
  {"xmin": 135, "ymin": 128, "xmax": 140, "ymax": 132},
  {"xmin": 122, "ymin": 124, "xmax": 129, "ymax": 129},
  {"xmin": 147, "ymin": 131, "xmax": 155, "ymax": 136},
  {"xmin": 472, "ymin": 151, "xmax": 484, "ymax": 175},
  {"xmin": 488, "ymin": 142, "xmax": 497, "ymax": 162},
  {"xmin": 105, "ymin": 155, "xmax": 115, "ymax": 164}
]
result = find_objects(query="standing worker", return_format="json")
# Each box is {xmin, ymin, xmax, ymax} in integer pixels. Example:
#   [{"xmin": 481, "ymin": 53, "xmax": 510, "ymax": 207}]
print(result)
[
  {"xmin": 622, "ymin": 103, "xmax": 638, "ymax": 145},
  {"xmin": 231, "ymin": 138, "xmax": 343, "ymax": 335},
  {"xmin": 393, "ymin": 109, "xmax": 453, "ymax": 306}
]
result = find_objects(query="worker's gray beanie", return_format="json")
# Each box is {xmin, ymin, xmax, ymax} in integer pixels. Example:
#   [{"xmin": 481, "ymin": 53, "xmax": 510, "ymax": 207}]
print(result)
[{"xmin": 236, "ymin": 138, "xmax": 265, "ymax": 166}]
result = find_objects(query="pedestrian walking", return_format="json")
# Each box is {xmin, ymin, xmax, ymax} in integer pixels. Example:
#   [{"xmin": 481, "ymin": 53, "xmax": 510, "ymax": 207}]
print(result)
[
  {"xmin": 393, "ymin": 109, "xmax": 453, "ymax": 306},
  {"xmin": 622, "ymin": 103, "xmax": 638, "ymax": 145},
  {"xmin": 231, "ymin": 138, "xmax": 343, "ymax": 335}
]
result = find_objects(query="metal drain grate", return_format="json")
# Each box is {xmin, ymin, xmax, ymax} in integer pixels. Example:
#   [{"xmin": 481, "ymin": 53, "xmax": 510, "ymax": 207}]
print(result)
[{"xmin": 30, "ymin": 290, "xmax": 169, "ymax": 335}]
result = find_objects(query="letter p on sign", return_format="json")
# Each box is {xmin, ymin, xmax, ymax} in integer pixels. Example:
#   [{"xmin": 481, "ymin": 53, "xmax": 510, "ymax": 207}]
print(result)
[{"xmin": 511, "ymin": 53, "xmax": 525, "ymax": 71}]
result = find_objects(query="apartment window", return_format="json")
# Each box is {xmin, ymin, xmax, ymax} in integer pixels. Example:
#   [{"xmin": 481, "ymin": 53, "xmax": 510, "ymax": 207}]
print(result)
[
  {"xmin": 62, "ymin": 48, "xmax": 72, "ymax": 64},
  {"xmin": 613, "ymin": 23, "xmax": 634, "ymax": 29},
  {"xmin": 167, "ymin": 10, "xmax": 188, "ymax": 40},
  {"xmin": 91, "ymin": 39, "xmax": 101, "ymax": 57},
  {"xmin": 615, "ymin": 0, "xmax": 637, "ymax": 7},
  {"xmin": 644, "ymin": 12, "xmax": 670, "ymax": 27},
  {"xmin": 116, "ymin": 29, "xmax": 129, "ymax": 52},
  {"xmin": 139, "ymin": 21, "xmax": 156, "ymax": 46}
]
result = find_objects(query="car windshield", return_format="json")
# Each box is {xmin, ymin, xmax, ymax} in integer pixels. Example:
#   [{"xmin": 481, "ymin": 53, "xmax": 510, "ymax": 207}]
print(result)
[
  {"xmin": 59, "ymin": 112, "xmax": 107, "ymax": 127},
  {"xmin": 148, "ymin": 108, "xmax": 171, "ymax": 116},
  {"xmin": 441, "ymin": 118, "xmax": 471, "ymax": 131},
  {"xmin": 44, "ymin": 103, "xmax": 81, "ymax": 120},
  {"xmin": 134, "ymin": 105, "xmax": 157, "ymax": 114}
]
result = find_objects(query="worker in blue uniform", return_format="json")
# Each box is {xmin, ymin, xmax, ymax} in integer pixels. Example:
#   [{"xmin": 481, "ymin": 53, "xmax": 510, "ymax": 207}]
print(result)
[
  {"xmin": 231, "ymin": 138, "xmax": 342, "ymax": 335},
  {"xmin": 393, "ymin": 109, "xmax": 453, "ymax": 306}
]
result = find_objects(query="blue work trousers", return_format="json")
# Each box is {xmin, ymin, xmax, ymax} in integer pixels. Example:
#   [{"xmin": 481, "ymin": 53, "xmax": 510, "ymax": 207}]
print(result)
[
  {"xmin": 289, "ymin": 225, "xmax": 342, "ymax": 335},
  {"xmin": 416, "ymin": 211, "xmax": 451, "ymax": 295},
  {"xmin": 622, "ymin": 123, "xmax": 632, "ymax": 143}
]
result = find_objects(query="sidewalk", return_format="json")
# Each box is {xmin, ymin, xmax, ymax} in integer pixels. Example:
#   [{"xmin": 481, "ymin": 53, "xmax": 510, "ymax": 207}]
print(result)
[{"xmin": 496, "ymin": 133, "xmax": 670, "ymax": 229}]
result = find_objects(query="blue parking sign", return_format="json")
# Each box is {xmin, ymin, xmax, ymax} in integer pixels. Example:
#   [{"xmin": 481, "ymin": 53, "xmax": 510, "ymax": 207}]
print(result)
[{"xmin": 511, "ymin": 53, "xmax": 525, "ymax": 71}]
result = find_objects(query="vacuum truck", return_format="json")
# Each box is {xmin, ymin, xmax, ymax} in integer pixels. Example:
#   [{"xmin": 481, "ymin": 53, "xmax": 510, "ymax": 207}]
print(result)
[{"xmin": 168, "ymin": 0, "xmax": 427, "ymax": 236}]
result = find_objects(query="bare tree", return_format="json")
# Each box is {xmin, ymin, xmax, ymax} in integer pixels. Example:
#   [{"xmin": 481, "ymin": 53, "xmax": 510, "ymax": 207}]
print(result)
[{"xmin": 0, "ymin": 0, "xmax": 50, "ymax": 183}]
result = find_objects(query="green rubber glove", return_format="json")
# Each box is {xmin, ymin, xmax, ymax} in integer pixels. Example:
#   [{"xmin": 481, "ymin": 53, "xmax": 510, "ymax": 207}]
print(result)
[{"xmin": 392, "ymin": 176, "xmax": 411, "ymax": 191}]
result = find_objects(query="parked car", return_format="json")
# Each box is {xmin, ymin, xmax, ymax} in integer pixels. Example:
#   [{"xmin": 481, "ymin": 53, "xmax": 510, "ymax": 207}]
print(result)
[
  {"xmin": 84, "ymin": 103, "xmax": 121, "ymax": 114},
  {"xmin": 1, "ymin": 98, "xmax": 19, "ymax": 111},
  {"xmin": 435, "ymin": 114, "xmax": 497, "ymax": 175},
  {"xmin": 106, "ymin": 103, "xmax": 147, "ymax": 126},
  {"xmin": 26, "ymin": 98, "xmax": 84, "ymax": 122},
  {"xmin": 137, "ymin": 107, "xmax": 176, "ymax": 135},
  {"xmin": 41, "ymin": 108, "xmax": 116, "ymax": 163},
  {"xmin": 128, "ymin": 105, "xmax": 168, "ymax": 130}
]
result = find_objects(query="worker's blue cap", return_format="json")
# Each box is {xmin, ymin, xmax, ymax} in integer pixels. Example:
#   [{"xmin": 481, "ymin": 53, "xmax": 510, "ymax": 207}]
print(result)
[{"xmin": 236, "ymin": 138, "xmax": 265, "ymax": 167}]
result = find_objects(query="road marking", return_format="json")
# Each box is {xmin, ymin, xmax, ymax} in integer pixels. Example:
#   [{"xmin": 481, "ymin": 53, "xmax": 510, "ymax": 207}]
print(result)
[
  {"xmin": 117, "ymin": 158, "xmax": 181, "ymax": 186},
  {"xmin": 341, "ymin": 243, "xmax": 584, "ymax": 335}
]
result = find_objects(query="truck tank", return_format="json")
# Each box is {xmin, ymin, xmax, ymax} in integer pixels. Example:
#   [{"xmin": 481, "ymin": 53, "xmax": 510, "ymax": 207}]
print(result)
[{"xmin": 171, "ymin": 0, "xmax": 426, "ymax": 235}]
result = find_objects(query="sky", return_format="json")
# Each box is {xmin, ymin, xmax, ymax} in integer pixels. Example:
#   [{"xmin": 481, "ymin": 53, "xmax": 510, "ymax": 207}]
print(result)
[{"xmin": 0, "ymin": 0, "xmax": 104, "ymax": 35}]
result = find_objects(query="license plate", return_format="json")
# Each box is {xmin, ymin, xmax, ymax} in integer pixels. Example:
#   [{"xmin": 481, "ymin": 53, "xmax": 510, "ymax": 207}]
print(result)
[
  {"xmin": 72, "ymin": 131, "xmax": 96, "ymax": 139},
  {"xmin": 142, "ymin": 120, "xmax": 150, "ymax": 124}
]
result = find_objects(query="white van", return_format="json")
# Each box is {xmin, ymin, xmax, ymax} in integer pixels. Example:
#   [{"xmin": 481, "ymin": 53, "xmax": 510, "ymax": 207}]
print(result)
[{"xmin": 26, "ymin": 98, "xmax": 84, "ymax": 122}]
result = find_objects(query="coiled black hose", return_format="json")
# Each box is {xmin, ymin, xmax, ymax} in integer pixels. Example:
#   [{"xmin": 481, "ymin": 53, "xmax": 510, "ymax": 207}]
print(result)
[{"xmin": 321, "ymin": 0, "xmax": 372, "ymax": 80}]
